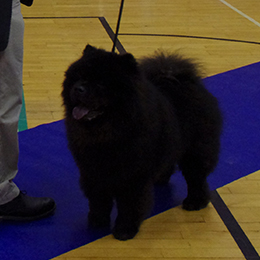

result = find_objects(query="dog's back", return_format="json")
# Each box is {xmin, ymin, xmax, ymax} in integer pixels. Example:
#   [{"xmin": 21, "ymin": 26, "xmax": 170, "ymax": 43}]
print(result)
[{"xmin": 139, "ymin": 52, "xmax": 222, "ymax": 152}]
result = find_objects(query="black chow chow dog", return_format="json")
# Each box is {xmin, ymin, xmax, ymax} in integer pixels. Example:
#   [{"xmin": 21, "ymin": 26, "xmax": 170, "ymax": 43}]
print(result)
[{"xmin": 62, "ymin": 45, "xmax": 222, "ymax": 241}]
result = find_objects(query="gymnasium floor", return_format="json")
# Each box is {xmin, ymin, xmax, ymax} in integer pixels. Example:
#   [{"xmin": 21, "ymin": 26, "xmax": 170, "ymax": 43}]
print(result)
[{"xmin": 2, "ymin": 0, "xmax": 260, "ymax": 259}]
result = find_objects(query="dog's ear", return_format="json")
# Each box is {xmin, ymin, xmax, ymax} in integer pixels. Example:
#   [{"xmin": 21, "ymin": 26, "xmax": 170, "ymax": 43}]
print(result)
[
  {"xmin": 83, "ymin": 44, "xmax": 96, "ymax": 55},
  {"xmin": 119, "ymin": 53, "xmax": 138, "ymax": 73}
]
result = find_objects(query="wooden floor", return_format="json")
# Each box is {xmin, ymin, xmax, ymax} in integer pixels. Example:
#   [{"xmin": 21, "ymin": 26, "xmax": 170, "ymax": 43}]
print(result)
[{"xmin": 20, "ymin": 0, "xmax": 260, "ymax": 259}]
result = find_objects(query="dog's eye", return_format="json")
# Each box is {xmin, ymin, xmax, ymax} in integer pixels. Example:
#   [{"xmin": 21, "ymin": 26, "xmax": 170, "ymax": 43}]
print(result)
[
  {"xmin": 75, "ymin": 85, "xmax": 86, "ymax": 94},
  {"xmin": 72, "ymin": 81, "xmax": 89, "ymax": 96}
]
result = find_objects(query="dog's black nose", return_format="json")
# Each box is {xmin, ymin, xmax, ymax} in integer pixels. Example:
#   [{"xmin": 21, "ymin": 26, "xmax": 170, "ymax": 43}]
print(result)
[{"xmin": 75, "ymin": 85, "xmax": 86, "ymax": 94}]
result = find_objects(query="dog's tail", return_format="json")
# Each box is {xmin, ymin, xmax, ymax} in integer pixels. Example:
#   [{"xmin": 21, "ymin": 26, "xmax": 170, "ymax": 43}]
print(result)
[{"xmin": 138, "ymin": 51, "xmax": 204, "ymax": 89}]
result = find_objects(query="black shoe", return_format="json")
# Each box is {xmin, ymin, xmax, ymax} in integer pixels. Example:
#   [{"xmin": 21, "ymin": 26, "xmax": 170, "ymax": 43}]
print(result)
[{"xmin": 0, "ymin": 192, "xmax": 56, "ymax": 221}]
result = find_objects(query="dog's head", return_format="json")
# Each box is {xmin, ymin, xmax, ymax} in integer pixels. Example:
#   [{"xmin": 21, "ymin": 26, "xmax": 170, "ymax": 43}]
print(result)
[{"xmin": 62, "ymin": 45, "xmax": 140, "ymax": 122}]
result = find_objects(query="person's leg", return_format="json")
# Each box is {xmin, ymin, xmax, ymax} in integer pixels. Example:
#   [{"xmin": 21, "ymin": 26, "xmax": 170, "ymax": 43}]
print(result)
[
  {"xmin": 0, "ymin": 0, "xmax": 56, "ymax": 220},
  {"xmin": 0, "ymin": 0, "xmax": 24, "ymax": 204}
]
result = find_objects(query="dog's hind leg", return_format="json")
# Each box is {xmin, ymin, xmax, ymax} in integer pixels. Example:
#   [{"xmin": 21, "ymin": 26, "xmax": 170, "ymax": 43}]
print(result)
[
  {"xmin": 182, "ymin": 171, "xmax": 210, "ymax": 211},
  {"xmin": 179, "ymin": 152, "xmax": 215, "ymax": 211}
]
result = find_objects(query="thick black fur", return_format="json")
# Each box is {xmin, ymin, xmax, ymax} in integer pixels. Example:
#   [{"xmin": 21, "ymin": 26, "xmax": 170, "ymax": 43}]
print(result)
[{"xmin": 62, "ymin": 45, "xmax": 222, "ymax": 240}]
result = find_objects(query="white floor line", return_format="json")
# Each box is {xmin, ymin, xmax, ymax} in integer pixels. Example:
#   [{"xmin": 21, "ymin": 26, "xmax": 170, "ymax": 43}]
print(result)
[{"xmin": 219, "ymin": 0, "xmax": 260, "ymax": 28}]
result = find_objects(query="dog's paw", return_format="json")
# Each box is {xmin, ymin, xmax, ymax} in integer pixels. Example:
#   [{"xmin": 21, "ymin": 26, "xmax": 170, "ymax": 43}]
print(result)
[
  {"xmin": 112, "ymin": 225, "xmax": 139, "ymax": 241},
  {"xmin": 182, "ymin": 196, "xmax": 210, "ymax": 211}
]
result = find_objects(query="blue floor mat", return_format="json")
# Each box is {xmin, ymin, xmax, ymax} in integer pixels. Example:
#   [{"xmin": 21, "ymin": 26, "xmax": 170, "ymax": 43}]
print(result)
[{"xmin": 1, "ymin": 62, "xmax": 260, "ymax": 260}]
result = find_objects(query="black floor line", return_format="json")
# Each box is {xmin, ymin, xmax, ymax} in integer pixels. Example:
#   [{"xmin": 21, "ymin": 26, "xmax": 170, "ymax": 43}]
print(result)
[
  {"xmin": 211, "ymin": 190, "xmax": 260, "ymax": 260},
  {"xmin": 119, "ymin": 33, "xmax": 260, "ymax": 46},
  {"xmin": 23, "ymin": 16, "xmax": 101, "ymax": 19}
]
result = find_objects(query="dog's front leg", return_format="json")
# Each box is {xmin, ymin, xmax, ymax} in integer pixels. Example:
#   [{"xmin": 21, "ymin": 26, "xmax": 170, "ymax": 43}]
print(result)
[{"xmin": 113, "ymin": 181, "xmax": 153, "ymax": 241}]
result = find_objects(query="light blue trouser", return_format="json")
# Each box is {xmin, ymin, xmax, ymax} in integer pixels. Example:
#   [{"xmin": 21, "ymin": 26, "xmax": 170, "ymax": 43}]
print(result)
[{"xmin": 0, "ymin": 0, "xmax": 24, "ymax": 205}]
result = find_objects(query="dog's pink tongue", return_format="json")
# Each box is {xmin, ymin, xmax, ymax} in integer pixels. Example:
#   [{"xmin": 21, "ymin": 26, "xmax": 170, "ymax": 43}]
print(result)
[{"xmin": 72, "ymin": 106, "xmax": 90, "ymax": 120}]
